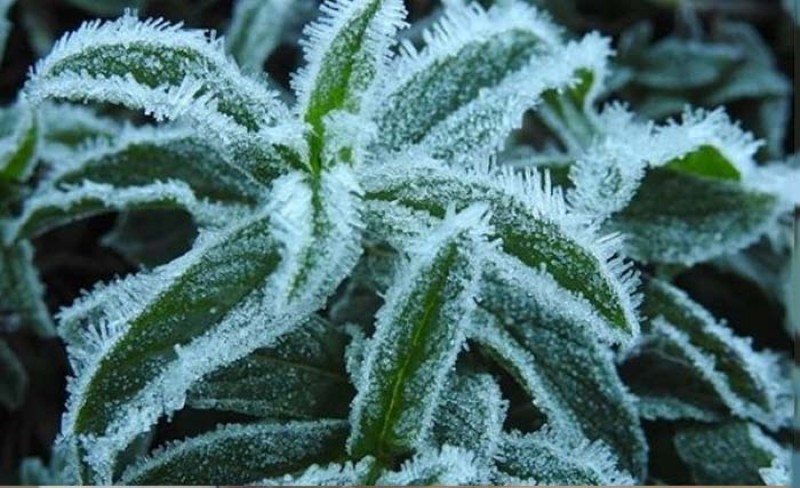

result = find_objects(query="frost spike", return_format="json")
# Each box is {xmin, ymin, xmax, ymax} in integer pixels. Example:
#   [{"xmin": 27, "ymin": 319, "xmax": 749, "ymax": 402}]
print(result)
[
  {"xmin": 362, "ymin": 158, "xmax": 640, "ymax": 344},
  {"xmin": 293, "ymin": 0, "xmax": 407, "ymax": 171},
  {"xmin": 347, "ymin": 204, "xmax": 491, "ymax": 462},
  {"xmin": 375, "ymin": 445, "xmax": 481, "ymax": 485},
  {"xmin": 119, "ymin": 420, "xmax": 348, "ymax": 485}
]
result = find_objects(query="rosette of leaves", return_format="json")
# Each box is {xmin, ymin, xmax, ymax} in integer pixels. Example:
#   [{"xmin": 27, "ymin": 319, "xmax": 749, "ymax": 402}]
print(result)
[{"xmin": 2, "ymin": 0, "xmax": 794, "ymax": 485}]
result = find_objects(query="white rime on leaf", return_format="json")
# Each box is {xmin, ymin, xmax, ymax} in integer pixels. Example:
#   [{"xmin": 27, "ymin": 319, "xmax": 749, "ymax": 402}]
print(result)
[
  {"xmin": 0, "ymin": 97, "xmax": 39, "ymax": 182},
  {"xmin": 375, "ymin": 445, "xmax": 480, "ymax": 485},
  {"xmin": 254, "ymin": 457, "xmax": 376, "ymax": 486},
  {"xmin": 119, "ymin": 420, "xmax": 348, "ymax": 485},
  {"xmin": 373, "ymin": 0, "xmax": 561, "ymax": 153},
  {"xmin": 347, "ymin": 204, "xmax": 492, "ymax": 459},
  {"xmin": 431, "ymin": 372, "xmax": 507, "ymax": 474},
  {"xmin": 493, "ymin": 428, "xmax": 635, "ymax": 485},
  {"xmin": 7, "ymin": 180, "xmax": 235, "ymax": 243},
  {"xmin": 673, "ymin": 421, "xmax": 787, "ymax": 485},
  {"xmin": 471, "ymin": 254, "xmax": 647, "ymax": 480},
  {"xmin": 37, "ymin": 103, "xmax": 123, "ymax": 163},
  {"xmin": 0, "ymin": 240, "xmax": 55, "ymax": 337},
  {"xmin": 226, "ymin": 0, "xmax": 300, "ymax": 72},
  {"xmin": 46, "ymin": 123, "xmax": 265, "ymax": 205},
  {"xmin": 639, "ymin": 278, "xmax": 791, "ymax": 430},
  {"xmin": 362, "ymin": 157, "xmax": 640, "ymax": 344}
]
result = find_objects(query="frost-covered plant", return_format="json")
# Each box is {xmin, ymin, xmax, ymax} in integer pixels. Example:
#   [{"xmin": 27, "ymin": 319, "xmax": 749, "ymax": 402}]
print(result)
[{"xmin": 0, "ymin": 0, "xmax": 795, "ymax": 485}]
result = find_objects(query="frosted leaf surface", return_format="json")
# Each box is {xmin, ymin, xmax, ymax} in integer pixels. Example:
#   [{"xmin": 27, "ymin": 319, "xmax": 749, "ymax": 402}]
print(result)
[
  {"xmin": 674, "ymin": 421, "xmax": 787, "ymax": 485},
  {"xmin": 293, "ymin": 0, "xmax": 406, "ymax": 170},
  {"xmin": 362, "ymin": 158, "xmax": 640, "ymax": 343},
  {"xmin": 375, "ymin": 445, "xmax": 481, "ymax": 485},
  {"xmin": 416, "ymin": 34, "xmax": 613, "ymax": 166},
  {"xmin": 45, "ymin": 123, "xmax": 264, "ymax": 204},
  {"xmin": 431, "ymin": 372, "xmax": 507, "ymax": 470},
  {"xmin": 226, "ymin": 0, "xmax": 301, "ymax": 72},
  {"xmin": 607, "ymin": 167, "xmax": 778, "ymax": 265},
  {"xmin": 187, "ymin": 315, "xmax": 352, "ymax": 419},
  {"xmin": 0, "ymin": 97, "xmax": 39, "ymax": 182},
  {"xmin": 255, "ymin": 457, "xmax": 376, "ymax": 486},
  {"xmin": 635, "ymin": 279, "xmax": 791, "ymax": 430},
  {"xmin": 348, "ymin": 205, "xmax": 491, "ymax": 460},
  {"xmin": 759, "ymin": 456, "xmax": 790, "ymax": 485},
  {"xmin": 493, "ymin": 428, "xmax": 635, "ymax": 485},
  {"xmin": 38, "ymin": 103, "xmax": 123, "ymax": 162},
  {"xmin": 6, "ymin": 180, "xmax": 234, "ymax": 243},
  {"xmin": 120, "ymin": 420, "xmax": 348, "ymax": 485},
  {"xmin": 0, "ymin": 240, "xmax": 54, "ymax": 336},
  {"xmin": 471, "ymin": 256, "xmax": 647, "ymax": 479},
  {"xmin": 24, "ymin": 11, "xmax": 302, "ymax": 183},
  {"xmin": 55, "ymin": 200, "xmax": 298, "ymax": 483},
  {"xmin": 0, "ymin": 338, "xmax": 27, "ymax": 409},
  {"xmin": 373, "ymin": 1, "xmax": 561, "ymax": 152}
]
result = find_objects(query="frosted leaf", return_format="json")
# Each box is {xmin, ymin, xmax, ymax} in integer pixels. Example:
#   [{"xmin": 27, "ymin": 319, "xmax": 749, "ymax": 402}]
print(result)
[
  {"xmin": 759, "ymin": 456, "xmax": 790, "ymax": 486},
  {"xmin": 343, "ymin": 323, "xmax": 367, "ymax": 382},
  {"xmin": 347, "ymin": 204, "xmax": 492, "ymax": 459},
  {"xmin": 120, "ymin": 420, "xmax": 348, "ymax": 484},
  {"xmin": 471, "ymin": 255, "xmax": 647, "ymax": 479},
  {"xmin": 493, "ymin": 428, "xmax": 635, "ymax": 485},
  {"xmin": 374, "ymin": 1, "xmax": 561, "ymax": 153},
  {"xmin": 607, "ymin": 167, "xmax": 778, "ymax": 265},
  {"xmin": 0, "ymin": 97, "xmax": 39, "ymax": 182},
  {"xmin": 226, "ymin": 0, "xmax": 303, "ymax": 72},
  {"xmin": 254, "ymin": 457, "xmax": 375, "ymax": 486},
  {"xmin": 634, "ymin": 279, "xmax": 791, "ymax": 430},
  {"xmin": 27, "ymin": 11, "xmax": 289, "ymax": 131},
  {"xmin": 293, "ymin": 0, "xmax": 406, "ymax": 170},
  {"xmin": 674, "ymin": 421, "xmax": 787, "ymax": 485},
  {"xmin": 6, "ymin": 180, "xmax": 236, "ymax": 243},
  {"xmin": 53, "ymin": 189, "xmax": 316, "ymax": 483},
  {"xmin": 416, "ymin": 34, "xmax": 613, "ymax": 166},
  {"xmin": 0, "ymin": 240, "xmax": 54, "ymax": 336},
  {"xmin": 0, "ymin": 338, "xmax": 27, "ymax": 409},
  {"xmin": 431, "ymin": 372, "xmax": 507, "ymax": 471},
  {"xmin": 362, "ymin": 199, "xmax": 439, "ymax": 251},
  {"xmin": 187, "ymin": 315, "xmax": 352, "ymax": 419},
  {"xmin": 38, "ymin": 103, "xmax": 122, "ymax": 162},
  {"xmin": 362, "ymin": 157, "xmax": 640, "ymax": 344},
  {"xmin": 45, "ymin": 123, "xmax": 264, "ymax": 205},
  {"xmin": 569, "ymin": 105, "xmax": 764, "ymax": 221},
  {"xmin": 0, "ymin": 0, "xmax": 12, "ymax": 62},
  {"xmin": 375, "ymin": 445, "xmax": 480, "ymax": 485},
  {"xmin": 24, "ymin": 11, "xmax": 303, "ymax": 183}
]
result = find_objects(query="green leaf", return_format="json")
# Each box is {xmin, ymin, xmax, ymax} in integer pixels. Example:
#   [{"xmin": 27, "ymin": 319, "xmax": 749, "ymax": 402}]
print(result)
[
  {"xmin": 432, "ymin": 372, "xmax": 507, "ymax": 467},
  {"xmin": 120, "ymin": 420, "xmax": 348, "ymax": 485},
  {"xmin": 493, "ymin": 429, "xmax": 635, "ymax": 485},
  {"xmin": 632, "ymin": 278, "xmax": 790, "ymax": 429},
  {"xmin": 609, "ymin": 168, "xmax": 778, "ymax": 265},
  {"xmin": 374, "ymin": 1, "xmax": 561, "ymax": 153},
  {"xmin": 0, "ymin": 98, "xmax": 39, "ymax": 182},
  {"xmin": 363, "ymin": 159, "xmax": 639, "ymax": 343},
  {"xmin": 471, "ymin": 257, "xmax": 647, "ymax": 479},
  {"xmin": 25, "ymin": 12, "xmax": 301, "ymax": 182},
  {"xmin": 347, "ymin": 205, "xmax": 489, "ymax": 462},
  {"xmin": 187, "ymin": 315, "xmax": 353, "ymax": 420},
  {"xmin": 47, "ymin": 124, "xmax": 264, "ymax": 205},
  {"xmin": 7, "ymin": 180, "xmax": 235, "ymax": 243},
  {"xmin": 0, "ymin": 240, "xmax": 55, "ymax": 336},
  {"xmin": 0, "ymin": 338, "xmax": 27, "ymax": 409},
  {"xmin": 294, "ymin": 0, "xmax": 406, "ymax": 170},
  {"xmin": 56, "ymin": 206, "xmax": 288, "ymax": 483},
  {"xmin": 665, "ymin": 144, "xmax": 741, "ymax": 181},
  {"xmin": 674, "ymin": 421, "xmax": 786, "ymax": 485}
]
